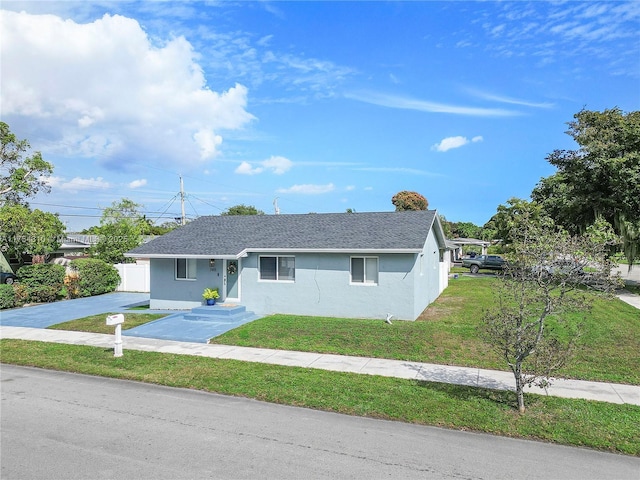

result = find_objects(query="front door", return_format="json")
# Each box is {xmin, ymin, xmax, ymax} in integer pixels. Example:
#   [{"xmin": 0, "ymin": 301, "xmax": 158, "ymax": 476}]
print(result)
[{"xmin": 225, "ymin": 259, "xmax": 239, "ymax": 301}]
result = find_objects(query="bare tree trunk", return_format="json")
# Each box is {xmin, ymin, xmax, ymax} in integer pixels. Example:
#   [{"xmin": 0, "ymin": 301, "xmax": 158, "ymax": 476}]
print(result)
[{"xmin": 514, "ymin": 363, "xmax": 526, "ymax": 413}]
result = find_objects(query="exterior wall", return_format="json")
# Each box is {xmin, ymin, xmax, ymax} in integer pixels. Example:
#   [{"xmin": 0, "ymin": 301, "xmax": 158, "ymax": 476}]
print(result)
[
  {"xmin": 149, "ymin": 258, "xmax": 224, "ymax": 310},
  {"xmin": 411, "ymin": 230, "xmax": 445, "ymax": 319},
  {"xmin": 239, "ymin": 252, "xmax": 418, "ymax": 320},
  {"xmin": 148, "ymin": 244, "xmax": 448, "ymax": 319}
]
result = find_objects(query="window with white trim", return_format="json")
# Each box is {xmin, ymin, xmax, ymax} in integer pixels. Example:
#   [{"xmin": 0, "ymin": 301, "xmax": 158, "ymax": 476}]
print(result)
[
  {"xmin": 351, "ymin": 256, "xmax": 378, "ymax": 284},
  {"xmin": 259, "ymin": 256, "xmax": 295, "ymax": 281},
  {"xmin": 176, "ymin": 258, "xmax": 197, "ymax": 280}
]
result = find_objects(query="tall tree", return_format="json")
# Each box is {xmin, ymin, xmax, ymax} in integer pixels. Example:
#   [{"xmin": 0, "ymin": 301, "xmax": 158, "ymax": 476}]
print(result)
[
  {"xmin": 481, "ymin": 213, "xmax": 621, "ymax": 413},
  {"xmin": 221, "ymin": 204, "xmax": 265, "ymax": 215},
  {"xmin": 482, "ymin": 198, "xmax": 545, "ymax": 245},
  {"xmin": 532, "ymin": 108, "xmax": 640, "ymax": 264},
  {"xmin": 1, "ymin": 122, "xmax": 53, "ymax": 204},
  {"xmin": 391, "ymin": 191, "xmax": 428, "ymax": 211},
  {"xmin": 450, "ymin": 221, "xmax": 483, "ymax": 239},
  {"xmin": 91, "ymin": 198, "xmax": 145, "ymax": 264},
  {"xmin": 0, "ymin": 204, "xmax": 65, "ymax": 266}
]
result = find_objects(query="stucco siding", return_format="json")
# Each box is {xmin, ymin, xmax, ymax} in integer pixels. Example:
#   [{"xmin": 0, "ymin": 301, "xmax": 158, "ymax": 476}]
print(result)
[
  {"xmin": 411, "ymin": 230, "xmax": 443, "ymax": 319},
  {"xmin": 149, "ymin": 258, "xmax": 224, "ymax": 310},
  {"xmin": 148, "ymin": 247, "xmax": 446, "ymax": 319},
  {"xmin": 240, "ymin": 252, "xmax": 418, "ymax": 320}
]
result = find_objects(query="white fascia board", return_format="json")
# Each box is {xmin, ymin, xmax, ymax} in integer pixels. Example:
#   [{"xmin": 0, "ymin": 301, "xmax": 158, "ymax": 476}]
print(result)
[
  {"xmin": 239, "ymin": 248, "xmax": 421, "ymax": 255},
  {"xmin": 124, "ymin": 253, "xmax": 238, "ymax": 259}
]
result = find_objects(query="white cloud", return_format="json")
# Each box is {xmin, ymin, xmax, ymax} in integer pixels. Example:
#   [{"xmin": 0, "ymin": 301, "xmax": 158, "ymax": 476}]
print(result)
[
  {"xmin": 235, "ymin": 161, "xmax": 263, "ymax": 175},
  {"xmin": 466, "ymin": 88, "xmax": 554, "ymax": 108},
  {"xmin": 262, "ymin": 156, "xmax": 292, "ymax": 174},
  {"xmin": 48, "ymin": 176, "xmax": 111, "ymax": 192},
  {"xmin": 345, "ymin": 91, "xmax": 519, "ymax": 117},
  {"xmin": 235, "ymin": 156, "xmax": 293, "ymax": 175},
  {"xmin": 432, "ymin": 136, "xmax": 483, "ymax": 152},
  {"xmin": 129, "ymin": 179, "xmax": 147, "ymax": 189},
  {"xmin": 0, "ymin": 10, "xmax": 255, "ymax": 169},
  {"xmin": 277, "ymin": 183, "xmax": 335, "ymax": 194}
]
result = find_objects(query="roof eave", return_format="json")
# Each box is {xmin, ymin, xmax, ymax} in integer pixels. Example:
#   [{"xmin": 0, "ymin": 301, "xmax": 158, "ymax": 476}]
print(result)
[{"xmin": 126, "ymin": 248, "xmax": 422, "ymax": 259}]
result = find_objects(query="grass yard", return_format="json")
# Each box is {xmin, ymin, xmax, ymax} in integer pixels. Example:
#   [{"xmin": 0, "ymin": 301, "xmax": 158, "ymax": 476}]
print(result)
[
  {"xmin": 47, "ymin": 312, "xmax": 166, "ymax": 335},
  {"xmin": 213, "ymin": 276, "xmax": 640, "ymax": 385},
  {"xmin": 1, "ymin": 339, "xmax": 638, "ymax": 456}
]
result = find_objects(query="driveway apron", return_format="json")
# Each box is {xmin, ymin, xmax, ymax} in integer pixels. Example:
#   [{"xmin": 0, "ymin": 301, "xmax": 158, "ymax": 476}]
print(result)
[{"xmin": 0, "ymin": 293, "xmax": 151, "ymax": 328}]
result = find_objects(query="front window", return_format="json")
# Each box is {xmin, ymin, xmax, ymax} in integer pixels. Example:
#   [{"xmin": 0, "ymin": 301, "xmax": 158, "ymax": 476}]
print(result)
[
  {"xmin": 176, "ymin": 258, "xmax": 197, "ymax": 280},
  {"xmin": 259, "ymin": 256, "xmax": 295, "ymax": 281},
  {"xmin": 351, "ymin": 256, "xmax": 378, "ymax": 284}
]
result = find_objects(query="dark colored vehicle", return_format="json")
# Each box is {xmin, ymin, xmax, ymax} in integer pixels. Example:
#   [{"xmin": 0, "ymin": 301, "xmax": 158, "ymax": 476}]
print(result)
[
  {"xmin": 462, "ymin": 255, "xmax": 506, "ymax": 274},
  {"xmin": 1, "ymin": 271, "xmax": 17, "ymax": 285}
]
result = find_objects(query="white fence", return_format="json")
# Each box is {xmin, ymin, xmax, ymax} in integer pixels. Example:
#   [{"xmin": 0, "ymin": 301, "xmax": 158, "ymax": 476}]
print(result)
[{"xmin": 114, "ymin": 263, "xmax": 150, "ymax": 292}]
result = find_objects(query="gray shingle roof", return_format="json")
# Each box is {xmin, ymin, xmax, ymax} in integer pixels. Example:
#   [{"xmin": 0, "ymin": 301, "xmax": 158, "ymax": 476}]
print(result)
[{"xmin": 127, "ymin": 210, "xmax": 440, "ymax": 258}]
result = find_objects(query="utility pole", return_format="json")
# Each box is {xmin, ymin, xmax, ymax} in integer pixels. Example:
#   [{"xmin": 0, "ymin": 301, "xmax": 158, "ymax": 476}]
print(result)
[{"xmin": 180, "ymin": 175, "xmax": 186, "ymax": 226}]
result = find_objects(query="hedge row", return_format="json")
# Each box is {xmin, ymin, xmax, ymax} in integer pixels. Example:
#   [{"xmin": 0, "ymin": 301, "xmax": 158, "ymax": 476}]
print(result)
[{"xmin": 0, "ymin": 259, "xmax": 121, "ymax": 309}]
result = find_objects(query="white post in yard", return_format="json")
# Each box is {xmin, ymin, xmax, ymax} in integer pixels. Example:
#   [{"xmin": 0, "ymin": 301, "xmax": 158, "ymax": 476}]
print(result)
[{"xmin": 106, "ymin": 314, "xmax": 125, "ymax": 357}]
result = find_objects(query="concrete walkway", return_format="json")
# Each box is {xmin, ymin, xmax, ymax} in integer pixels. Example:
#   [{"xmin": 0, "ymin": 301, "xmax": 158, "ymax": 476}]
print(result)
[{"xmin": 1, "ymin": 326, "xmax": 638, "ymax": 407}]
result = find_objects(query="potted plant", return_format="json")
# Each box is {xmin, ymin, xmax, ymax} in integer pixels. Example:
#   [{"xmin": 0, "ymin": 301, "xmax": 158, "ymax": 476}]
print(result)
[{"xmin": 202, "ymin": 287, "xmax": 220, "ymax": 305}]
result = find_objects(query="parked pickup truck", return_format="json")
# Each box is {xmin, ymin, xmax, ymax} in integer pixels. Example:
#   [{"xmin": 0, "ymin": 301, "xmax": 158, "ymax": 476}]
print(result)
[{"xmin": 462, "ymin": 255, "xmax": 506, "ymax": 274}]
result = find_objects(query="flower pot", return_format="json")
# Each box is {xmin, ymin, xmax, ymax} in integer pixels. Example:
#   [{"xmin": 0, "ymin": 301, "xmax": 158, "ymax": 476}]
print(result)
[{"xmin": 206, "ymin": 298, "xmax": 216, "ymax": 306}]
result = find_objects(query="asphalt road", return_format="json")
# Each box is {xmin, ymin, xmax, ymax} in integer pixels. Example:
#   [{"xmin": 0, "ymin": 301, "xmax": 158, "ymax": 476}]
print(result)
[{"xmin": 1, "ymin": 365, "xmax": 638, "ymax": 480}]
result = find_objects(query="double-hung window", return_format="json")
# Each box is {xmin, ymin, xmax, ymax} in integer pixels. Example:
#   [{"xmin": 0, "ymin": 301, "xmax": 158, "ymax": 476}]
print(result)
[
  {"xmin": 351, "ymin": 256, "xmax": 378, "ymax": 285},
  {"xmin": 259, "ymin": 256, "xmax": 295, "ymax": 281},
  {"xmin": 176, "ymin": 258, "xmax": 197, "ymax": 280}
]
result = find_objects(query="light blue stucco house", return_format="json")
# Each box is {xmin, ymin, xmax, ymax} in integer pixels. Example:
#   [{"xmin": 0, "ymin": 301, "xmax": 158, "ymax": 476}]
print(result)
[{"xmin": 126, "ymin": 210, "xmax": 449, "ymax": 321}]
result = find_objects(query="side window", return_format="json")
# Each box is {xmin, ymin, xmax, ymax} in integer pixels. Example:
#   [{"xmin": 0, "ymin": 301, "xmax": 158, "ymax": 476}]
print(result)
[
  {"xmin": 176, "ymin": 258, "xmax": 197, "ymax": 280},
  {"xmin": 351, "ymin": 257, "xmax": 378, "ymax": 285}
]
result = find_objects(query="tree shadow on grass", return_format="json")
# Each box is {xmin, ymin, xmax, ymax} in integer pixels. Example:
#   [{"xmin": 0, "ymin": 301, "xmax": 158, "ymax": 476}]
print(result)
[{"xmin": 413, "ymin": 378, "xmax": 518, "ymax": 409}]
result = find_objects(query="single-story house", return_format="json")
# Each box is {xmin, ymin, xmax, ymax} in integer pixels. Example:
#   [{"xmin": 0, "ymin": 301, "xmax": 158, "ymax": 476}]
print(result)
[{"xmin": 126, "ymin": 210, "xmax": 449, "ymax": 321}]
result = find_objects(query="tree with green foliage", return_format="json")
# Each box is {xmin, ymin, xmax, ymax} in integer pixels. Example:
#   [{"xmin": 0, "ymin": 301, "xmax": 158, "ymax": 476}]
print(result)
[
  {"xmin": 481, "ymin": 213, "xmax": 621, "ymax": 413},
  {"xmin": 1, "ymin": 122, "xmax": 54, "ymax": 204},
  {"xmin": 0, "ymin": 203, "xmax": 65, "ymax": 266},
  {"xmin": 437, "ymin": 214, "xmax": 453, "ymax": 238},
  {"xmin": 221, "ymin": 204, "xmax": 265, "ymax": 215},
  {"xmin": 482, "ymin": 198, "xmax": 545, "ymax": 245},
  {"xmin": 450, "ymin": 221, "xmax": 483, "ymax": 239},
  {"xmin": 532, "ymin": 108, "xmax": 640, "ymax": 265},
  {"xmin": 391, "ymin": 191, "xmax": 428, "ymax": 211},
  {"xmin": 91, "ymin": 198, "xmax": 145, "ymax": 264}
]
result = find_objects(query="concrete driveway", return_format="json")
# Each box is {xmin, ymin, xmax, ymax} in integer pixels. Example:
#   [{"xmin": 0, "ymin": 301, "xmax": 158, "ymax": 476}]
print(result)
[
  {"xmin": 0, "ymin": 293, "xmax": 258, "ymax": 343},
  {"xmin": 0, "ymin": 292, "xmax": 151, "ymax": 328}
]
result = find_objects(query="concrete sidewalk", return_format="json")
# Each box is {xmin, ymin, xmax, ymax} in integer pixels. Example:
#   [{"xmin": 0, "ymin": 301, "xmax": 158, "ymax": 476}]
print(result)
[
  {"xmin": 1, "ymin": 326, "xmax": 638, "ymax": 407},
  {"xmin": 617, "ymin": 290, "xmax": 640, "ymax": 309}
]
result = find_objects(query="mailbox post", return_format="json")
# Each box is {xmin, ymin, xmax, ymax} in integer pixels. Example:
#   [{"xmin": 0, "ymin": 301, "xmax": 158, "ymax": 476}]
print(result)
[{"xmin": 106, "ymin": 314, "xmax": 125, "ymax": 357}]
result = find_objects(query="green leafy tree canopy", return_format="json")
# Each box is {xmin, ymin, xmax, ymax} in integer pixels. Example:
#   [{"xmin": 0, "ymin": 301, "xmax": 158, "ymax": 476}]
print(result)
[
  {"xmin": 91, "ymin": 198, "xmax": 145, "ymax": 264},
  {"xmin": 1, "ymin": 122, "xmax": 54, "ymax": 204},
  {"xmin": 483, "ymin": 198, "xmax": 547, "ymax": 246},
  {"xmin": 0, "ymin": 203, "xmax": 65, "ymax": 266},
  {"xmin": 532, "ymin": 108, "xmax": 640, "ymax": 264},
  {"xmin": 221, "ymin": 204, "xmax": 265, "ymax": 215}
]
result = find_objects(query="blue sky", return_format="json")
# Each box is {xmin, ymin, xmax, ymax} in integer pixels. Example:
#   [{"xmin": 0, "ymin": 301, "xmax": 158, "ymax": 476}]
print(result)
[{"xmin": 1, "ymin": 1, "xmax": 639, "ymax": 231}]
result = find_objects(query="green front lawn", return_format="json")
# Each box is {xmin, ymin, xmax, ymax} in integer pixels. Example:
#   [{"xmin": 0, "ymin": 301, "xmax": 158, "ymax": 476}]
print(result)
[
  {"xmin": 213, "ymin": 277, "xmax": 640, "ymax": 385},
  {"xmin": 47, "ymin": 312, "xmax": 166, "ymax": 335}
]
